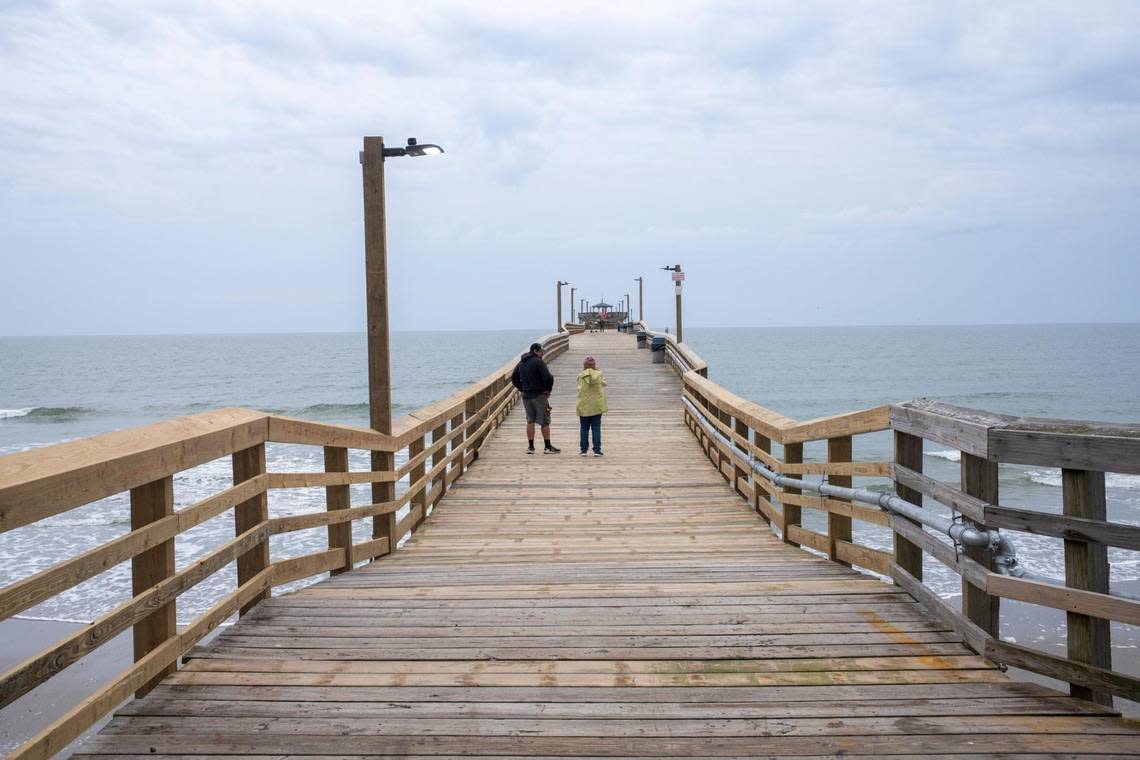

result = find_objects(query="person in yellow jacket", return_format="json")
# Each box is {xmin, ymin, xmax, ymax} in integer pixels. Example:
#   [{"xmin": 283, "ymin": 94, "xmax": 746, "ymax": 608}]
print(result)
[{"xmin": 576, "ymin": 355, "xmax": 608, "ymax": 456}]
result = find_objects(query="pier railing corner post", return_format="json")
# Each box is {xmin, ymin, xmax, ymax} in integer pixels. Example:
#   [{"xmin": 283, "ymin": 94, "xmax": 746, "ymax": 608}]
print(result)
[{"xmin": 781, "ymin": 442, "xmax": 804, "ymax": 546}]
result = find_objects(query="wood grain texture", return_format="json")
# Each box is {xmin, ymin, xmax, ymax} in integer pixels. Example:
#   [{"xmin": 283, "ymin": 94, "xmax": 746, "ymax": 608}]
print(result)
[{"xmin": 71, "ymin": 332, "xmax": 1139, "ymax": 758}]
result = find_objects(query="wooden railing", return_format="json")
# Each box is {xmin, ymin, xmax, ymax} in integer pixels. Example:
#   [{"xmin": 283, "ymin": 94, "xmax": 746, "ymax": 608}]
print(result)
[
  {"xmin": 0, "ymin": 332, "xmax": 568, "ymax": 759},
  {"xmin": 635, "ymin": 327, "xmax": 1140, "ymax": 710}
]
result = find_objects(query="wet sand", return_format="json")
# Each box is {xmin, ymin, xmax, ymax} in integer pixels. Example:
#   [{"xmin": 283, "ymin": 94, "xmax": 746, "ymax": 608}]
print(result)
[{"xmin": 0, "ymin": 618, "xmax": 131, "ymax": 757}]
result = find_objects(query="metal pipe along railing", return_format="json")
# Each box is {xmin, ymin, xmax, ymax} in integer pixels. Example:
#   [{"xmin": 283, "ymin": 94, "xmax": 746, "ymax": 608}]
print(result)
[{"xmin": 680, "ymin": 396, "xmax": 1028, "ymax": 578}]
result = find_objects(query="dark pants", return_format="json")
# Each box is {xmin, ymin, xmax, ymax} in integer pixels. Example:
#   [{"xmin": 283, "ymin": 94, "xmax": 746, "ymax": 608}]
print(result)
[{"xmin": 579, "ymin": 414, "xmax": 602, "ymax": 453}]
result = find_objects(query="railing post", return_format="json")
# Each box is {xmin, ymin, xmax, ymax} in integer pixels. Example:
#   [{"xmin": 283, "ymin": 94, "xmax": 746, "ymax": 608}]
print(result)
[
  {"xmin": 233, "ymin": 443, "xmax": 270, "ymax": 615},
  {"xmin": 371, "ymin": 448, "xmax": 398, "ymax": 554},
  {"xmin": 892, "ymin": 430, "xmax": 924, "ymax": 580},
  {"xmin": 409, "ymin": 435, "xmax": 426, "ymax": 531},
  {"xmin": 451, "ymin": 410, "xmax": 467, "ymax": 478},
  {"xmin": 430, "ymin": 422, "xmax": 448, "ymax": 510},
  {"xmin": 464, "ymin": 395, "xmax": 480, "ymax": 466},
  {"xmin": 129, "ymin": 475, "xmax": 176, "ymax": 697},
  {"xmin": 753, "ymin": 431, "xmax": 772, "ymax": 524},
  {"xmin": 323, "ymin": 446, "xmax": 352, "ymax": 574},
  {"xmin": 960, "ymin": 452, "xmax": 999, "ymax": 638},
  {"xmin": 781, "ymin": 442, "xmax": 803, "ymax": 546},
  {"xmin": 1062, "ymin": 468, "xmax": 1112, "ymax": 706},
  {"xmin": 827, "ymin": 436, "xmax": 853, "ymax": 565},
  {"xmin": 732, "ymin": 418, "xmax": 749, "ymax": 498}
]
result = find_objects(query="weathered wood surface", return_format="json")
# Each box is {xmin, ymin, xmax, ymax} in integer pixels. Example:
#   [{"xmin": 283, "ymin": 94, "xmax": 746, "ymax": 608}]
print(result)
[{"xmin": 75, "ymin": 333, "xmax": 1139, "ymax": 757}]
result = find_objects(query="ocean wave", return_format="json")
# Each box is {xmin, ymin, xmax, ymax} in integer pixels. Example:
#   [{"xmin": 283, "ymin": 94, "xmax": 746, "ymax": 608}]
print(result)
[
  {"xmin": 0, "ymin": 406, "xmax": 93, "ymax": 422},
  {"xmin": 296, "ymin": 402, "xmax": 370, "ymax": 417},
  {"xmin": 1025, "ymin": 469, "xmax": 1140, "ymax": 490},
  {"xmin": 925, "ymin": 449, "xmax": 961, "ymax": 462}
]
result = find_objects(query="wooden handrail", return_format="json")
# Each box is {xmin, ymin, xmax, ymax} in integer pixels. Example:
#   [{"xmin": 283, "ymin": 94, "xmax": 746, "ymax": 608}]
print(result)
[
  {"xmin": 0, "ymin": 331, "xmax": 563, "ymax": 759},
  {"xmin": 674, "ymin": 357, "xmax": 1140, "ymax": 709}
]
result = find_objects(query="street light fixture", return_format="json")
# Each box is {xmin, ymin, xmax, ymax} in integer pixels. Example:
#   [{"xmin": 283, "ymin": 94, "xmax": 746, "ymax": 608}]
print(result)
[
  {"xmin": 634, "ymin": 276, "xmax": 643, "ymax": 323},
  {"xmin": 360, "ymin": 135, "xmax": 444, "ymax": 548},
  {"xmin": 382, "ymin": 137, "xmax": 445, "ymax": 158}
]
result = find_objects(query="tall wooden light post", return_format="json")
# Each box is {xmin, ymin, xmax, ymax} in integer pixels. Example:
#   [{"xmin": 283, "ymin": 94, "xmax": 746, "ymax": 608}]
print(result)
[
  {"xmin": 625, "ymin": 293, "xmax": 631, "ymax": 322},
  {"xmin": 662, "ymin": 264, "xmax": 683, "ymax": 342},
  {"xmin": 557, "ymin": 281, "xmax": 570, "ymax": 332},
  {"xmin": 361, "ymin": 135, "xmax": 443, "ymax": 548},
  {"xmin": 635, "ymin": 276, "xmax": 643, "ymax": 323},
  {"xmin": 570, "ymin": 286, "xmax": 576, "ymax": 323}
]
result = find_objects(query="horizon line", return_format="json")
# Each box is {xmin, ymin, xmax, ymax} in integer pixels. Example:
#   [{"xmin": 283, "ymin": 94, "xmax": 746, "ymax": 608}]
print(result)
[{"xmin": 1, "ymin": 320, "xmax": 1138, "ymax": 339}]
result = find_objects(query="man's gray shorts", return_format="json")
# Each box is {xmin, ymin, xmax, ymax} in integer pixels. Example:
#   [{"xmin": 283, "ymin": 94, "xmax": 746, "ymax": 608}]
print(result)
[{"xmin": 523, "ymin": 396, "xmax": 551, "ymax": 426}]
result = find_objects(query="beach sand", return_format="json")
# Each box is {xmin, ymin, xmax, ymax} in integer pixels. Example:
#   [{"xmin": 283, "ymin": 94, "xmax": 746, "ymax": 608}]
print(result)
[{"xmin": 0, "ymin": 618, "xmax": 131, "ymax": 757}]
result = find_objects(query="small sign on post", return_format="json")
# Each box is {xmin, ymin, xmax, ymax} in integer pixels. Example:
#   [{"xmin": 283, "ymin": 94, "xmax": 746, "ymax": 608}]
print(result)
[{"xmin": 671, "ymin": 271, "xmax": 685, "ymax": 282}]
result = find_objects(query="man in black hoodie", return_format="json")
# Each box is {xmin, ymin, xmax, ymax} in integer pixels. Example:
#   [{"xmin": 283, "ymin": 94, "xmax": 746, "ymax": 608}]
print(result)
[{"xmin": 511, "ymin": 342, "xmax": 561, "ymax": 454}]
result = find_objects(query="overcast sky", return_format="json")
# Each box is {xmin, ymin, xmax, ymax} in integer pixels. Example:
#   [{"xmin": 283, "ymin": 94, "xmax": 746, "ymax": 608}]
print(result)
[{"xmin": 2, "ymin": 1, "xmax": 1138, "ymax": 335}]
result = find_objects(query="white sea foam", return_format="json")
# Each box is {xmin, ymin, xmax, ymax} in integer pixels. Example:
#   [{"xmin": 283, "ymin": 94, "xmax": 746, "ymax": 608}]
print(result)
[
  {"xmin": 926, "ymin": 449, "xmax": 961, "ymax": 462},
  {"xmin": 0, "ymin": 408, "xmax": 34, "ymax": 419},
  {"xmin": 1025, "ymin": 469, "xmax": 1140, "ymax": 490}
]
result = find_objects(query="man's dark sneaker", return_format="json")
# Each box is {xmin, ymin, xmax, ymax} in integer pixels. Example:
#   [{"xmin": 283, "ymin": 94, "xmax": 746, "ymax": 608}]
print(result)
[
  {"xmin": 580, "ymin": 451, "xmax": 588, "ymax": 456},
  {"xmin": 544, "ymin": 444, "xmax": 561, "ymax": 454},
  {"xmin": 593, "ymin": 450, "xmax": 604, "ymax": 456},
  {"xmin": 527, "ymin": 445, "xmax": 535, "ymax": 455}
]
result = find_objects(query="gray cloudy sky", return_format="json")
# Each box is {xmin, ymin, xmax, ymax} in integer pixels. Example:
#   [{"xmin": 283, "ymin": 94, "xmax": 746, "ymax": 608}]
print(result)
[{"xmin": 2, "ymin": 1, "xmax": 1138, "ymax": 334}]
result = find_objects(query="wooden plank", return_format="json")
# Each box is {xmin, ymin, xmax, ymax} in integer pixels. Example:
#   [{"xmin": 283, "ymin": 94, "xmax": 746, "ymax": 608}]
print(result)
[
  {"xmin": 987, "ymin": 639, "xmax": 1140, "ymax": 705},
  {"xmin": 834, "ymin": 541, "xmax": 891, "ymax": 575},
  {"xmin": 129, "ymin": 476, "xmax": 177, "ymax": 697},
  {"xmin": 0, "ymin": 408, "xmax": 267, "ymax": 532},
  {"xmin": 1062, "ymin": 468, "xmax": 1112, "ymax": 705},
  {"xmin": 990, "ymin": 421, "xmax": 1140, "ymax": 474},
  {"xmin": 323, "ymin": 446, "xmax": 353, "ymax": 574},
  {"xmin": 781, "ymin": 442, "xmax": 803, "ymax": 546},
  {"xmin": 892, "ymin": 463, "xmax": 986, "ymax": 523},
  {"xmin": 987, "ymin": 574, "xmax": 1140, "ymax": 627},
  {"xmin": 826, "ymin": 435, "xmax": 853, "ymax": 565},
  {"xmin": 960, "ymin": 452, "xmax": 999, "ymax": 638},
  {"xmin": 890, "ymin": 400, "xmax": 1012, "ymax": 459},
  {"xmin": 891, "ymin": 563, "xmax": 990, "ymax": 655},
  {"xmin": 233, "ymin": 444, "xmax": 269, "ymax": 616},
  {"xmin": 984, "ymin": 503, "xmax": 1140, "ymax": 550},
  {"xmin": 892, "ymin": 430, "xmax": 924, "ymax": 581}
]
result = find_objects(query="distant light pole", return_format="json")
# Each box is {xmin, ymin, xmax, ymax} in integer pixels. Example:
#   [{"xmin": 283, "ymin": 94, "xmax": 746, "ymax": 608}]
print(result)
[
  {"xmin": 570, "ymin": 286, "xmax": 576, "ymax": 323},
  {"xmin": 661, "ymin": 264, "xmax": 683, "ymax": 342},
  {"xmin": 634, "ymin": 276, "xmax": 643, "ymax": 323},
  {"xmin": 625, "ymin": 293, "xmax": 631, "ymax": 322},
  {"xmin": 557, "ymin": 281, "xmax": 570, "ymax": 332},
  {"xmin": 360, "ymin": 135, "xmax": 444, "ymax": 543}
]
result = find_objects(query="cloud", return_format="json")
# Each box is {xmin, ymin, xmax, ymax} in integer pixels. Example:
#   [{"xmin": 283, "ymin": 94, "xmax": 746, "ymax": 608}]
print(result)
[{"xmin": 0, "ymin": 1, "xmax": 1138, "ymax": 333}]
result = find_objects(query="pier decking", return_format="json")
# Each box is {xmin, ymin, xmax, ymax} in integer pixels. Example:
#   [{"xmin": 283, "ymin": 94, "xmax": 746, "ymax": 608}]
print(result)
[{"xmin": 71, "ymin": 333, "xmax": 1140, "ymax": 757}]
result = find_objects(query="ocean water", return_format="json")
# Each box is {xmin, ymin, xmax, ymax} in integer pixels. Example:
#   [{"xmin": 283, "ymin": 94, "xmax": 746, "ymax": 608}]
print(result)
[{"xmin": 1, "ymin": 325, "xmax": 1138, "ymax": 656}]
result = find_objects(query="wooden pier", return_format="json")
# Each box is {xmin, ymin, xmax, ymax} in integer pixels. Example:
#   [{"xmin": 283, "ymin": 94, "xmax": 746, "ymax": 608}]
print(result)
[{"xmin": 3, "ymin": 330, "xmax": 1140, "ymax": 757}]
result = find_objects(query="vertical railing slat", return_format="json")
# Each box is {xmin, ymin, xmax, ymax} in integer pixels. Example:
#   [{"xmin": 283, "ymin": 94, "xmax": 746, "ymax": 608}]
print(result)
[
  {"xmin": 960, "ymin": 452, "xmax": 999, "ymax": 638},
  {"xmin": 129, "ymin": 475, "xmax": 176, "ymax": 697},
  {"xmin": 827, "ymin": 435, "xmax": 853, "ymax": 565},
  {"xmin": 781, "ymin": 442, "xmax": 803, "ymax": 546},
  {"xmin": 1062, "ymin": 468, "xmax": 1112, "ymax": 706},
  {"xmin": 892, "ymin": 431, "xmax": 925, "ymax": 581},
  {"xmin": 233, "ymin": 443, "xmax": 269, "ymax": 616},
  {"xmin": 323, "ymin": 446, "xmax": 352, "ymax": 574}
]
